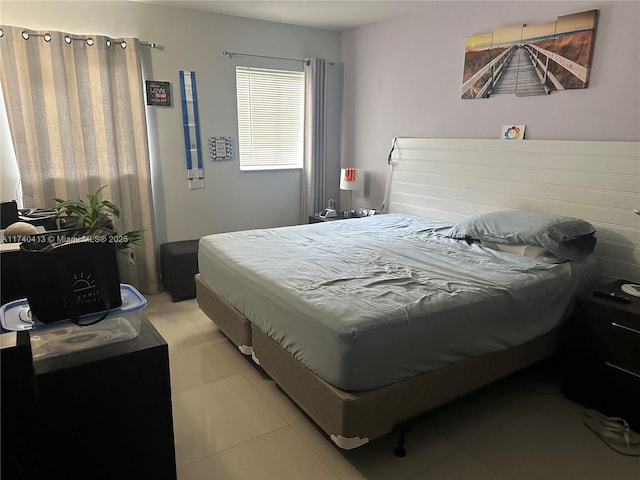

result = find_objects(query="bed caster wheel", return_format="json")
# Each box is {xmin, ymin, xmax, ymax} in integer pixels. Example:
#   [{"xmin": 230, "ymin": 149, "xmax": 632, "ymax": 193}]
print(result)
[{"xmin": 394, "ymin": 447, "xmax": 406, "ymax": 457}]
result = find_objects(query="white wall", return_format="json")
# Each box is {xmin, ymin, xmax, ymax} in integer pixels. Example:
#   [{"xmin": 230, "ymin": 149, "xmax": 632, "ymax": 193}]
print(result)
[
  {"xmin": 341, "ymin": 1, "xmax": 640, "ymax": 210},
  {"xmin": 0, "ymin": 1, "xmax": 342, "ymax": 243},
  {"xmin": 0, "ymin": 86, "xmax": 20, "ymax": 205}
]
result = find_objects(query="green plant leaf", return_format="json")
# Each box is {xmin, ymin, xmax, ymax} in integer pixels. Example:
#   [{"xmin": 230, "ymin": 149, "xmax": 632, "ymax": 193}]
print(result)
[{"xmin": 53, "ymin": 186, "xmax": 144, "ymax": 254}]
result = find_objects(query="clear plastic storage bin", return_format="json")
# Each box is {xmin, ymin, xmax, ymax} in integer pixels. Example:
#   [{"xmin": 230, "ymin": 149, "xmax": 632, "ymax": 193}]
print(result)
[{"xmin": 0, "ymin": 284, "xmax": 146, "ymax": 360}]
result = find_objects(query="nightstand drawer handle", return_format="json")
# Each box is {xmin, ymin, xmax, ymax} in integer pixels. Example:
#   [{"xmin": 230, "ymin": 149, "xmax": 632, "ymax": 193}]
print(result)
[
  {"xmin": 606, "ymin": 362, "xmax": 640, "ymax": 379},
  {"xmin": 611, "ymin": 322, "xmax": 640, "ymax": 336}
]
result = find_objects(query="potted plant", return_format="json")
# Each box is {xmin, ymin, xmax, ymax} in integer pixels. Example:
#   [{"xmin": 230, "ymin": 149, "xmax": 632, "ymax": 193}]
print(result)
[{"xmin": 54, "ymin": 185, "xmax": 144, "ymax": 264}]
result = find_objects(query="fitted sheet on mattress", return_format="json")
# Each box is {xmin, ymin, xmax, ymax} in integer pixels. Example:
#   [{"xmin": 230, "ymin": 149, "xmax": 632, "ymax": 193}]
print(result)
[{"xmin": 198, "ymin": 214, "xmax": 599, "ymax": 391}]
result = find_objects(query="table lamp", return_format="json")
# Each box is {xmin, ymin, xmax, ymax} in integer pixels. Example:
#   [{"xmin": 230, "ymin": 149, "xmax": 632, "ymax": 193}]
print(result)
[{"xmin": 340, "ymin": 168, "xmax": 363, "ymax": 217}]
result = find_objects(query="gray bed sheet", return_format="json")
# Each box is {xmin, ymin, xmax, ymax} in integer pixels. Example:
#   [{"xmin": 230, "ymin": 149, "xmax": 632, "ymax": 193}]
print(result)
[{"xmin": 198, "ymin": 214, "xmax": 600, "ymax": 391}]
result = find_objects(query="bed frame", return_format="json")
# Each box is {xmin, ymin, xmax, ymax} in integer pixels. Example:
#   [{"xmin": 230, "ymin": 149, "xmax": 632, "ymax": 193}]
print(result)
[
  {"xmin": 196, "ymin": 138, "xmax": 639, "ymax": 452},
  {"xmin": 196, "ymin": 272, "xmax": 563, "ymax": 452}
]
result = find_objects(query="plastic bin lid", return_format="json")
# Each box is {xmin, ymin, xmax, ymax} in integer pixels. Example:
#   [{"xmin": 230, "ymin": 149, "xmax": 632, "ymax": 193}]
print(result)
[{"xmin": 0, "ymin": 284, "xmax": 147, "ymax": 332}]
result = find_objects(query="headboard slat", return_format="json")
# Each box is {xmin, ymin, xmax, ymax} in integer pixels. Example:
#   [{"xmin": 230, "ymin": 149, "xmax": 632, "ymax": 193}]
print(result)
[{"xmin": 389, "ymin": 138, "xmax": 640, "ymax": 284}]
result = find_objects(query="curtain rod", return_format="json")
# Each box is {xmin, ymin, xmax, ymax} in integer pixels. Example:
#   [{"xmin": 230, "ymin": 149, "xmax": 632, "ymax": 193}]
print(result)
[
  {"xmin": 141, "ymin": 42, "xmax": 163, "ymax": 49},
  {"xmin": 223, "ymin": 50, "xmax": 334, "ymax": 65},
  {"xmin": 0, "ymin": 28, "xmax": 161, "ymax": 49}
]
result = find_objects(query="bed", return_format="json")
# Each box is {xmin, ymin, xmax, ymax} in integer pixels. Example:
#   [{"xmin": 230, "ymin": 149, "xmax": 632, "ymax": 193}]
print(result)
[{"xmin": 196, "ymin": 138, "xmax": 640, "ymax": 451}]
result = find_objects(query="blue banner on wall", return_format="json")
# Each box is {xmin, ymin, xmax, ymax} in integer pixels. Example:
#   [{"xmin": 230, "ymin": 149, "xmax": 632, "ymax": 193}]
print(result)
[{"xmin": 179, "ymin": 70, "xmax": 204, "ymax": 189}]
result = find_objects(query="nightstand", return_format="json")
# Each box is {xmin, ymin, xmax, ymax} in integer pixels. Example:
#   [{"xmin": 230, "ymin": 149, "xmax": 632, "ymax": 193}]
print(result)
[
  {"xmin": 309, "ymin": 212, "xmax": 351, "ymax": 223},
  {"xmin": 563, "ymin": 279, "xmax": 640, "ymax": 430}
]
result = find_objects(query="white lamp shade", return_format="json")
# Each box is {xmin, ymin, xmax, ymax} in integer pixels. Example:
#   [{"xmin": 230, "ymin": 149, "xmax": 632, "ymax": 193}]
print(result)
[{"xmin": 340, "ymin": 168, "xmax": 364, "ymax": 191}]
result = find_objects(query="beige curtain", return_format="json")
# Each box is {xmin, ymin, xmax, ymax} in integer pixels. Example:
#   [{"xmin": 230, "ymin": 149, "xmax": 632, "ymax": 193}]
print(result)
[{"xmin": 0, "ymin": 25, "xmax": 159, "ymax": 293}]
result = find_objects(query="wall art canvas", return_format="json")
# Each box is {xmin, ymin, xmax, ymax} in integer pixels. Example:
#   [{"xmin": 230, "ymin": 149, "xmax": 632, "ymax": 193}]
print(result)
[{"xmin": 461, "ymin": 10, "xmax": 598, "ymax": 99}]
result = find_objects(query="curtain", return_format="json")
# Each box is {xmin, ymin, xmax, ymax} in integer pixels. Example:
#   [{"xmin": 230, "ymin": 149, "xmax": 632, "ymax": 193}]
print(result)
[
  {"xmin": 300, "ymin": 58, "xmax": 327, "ymax": 223},
  {"xmin": 0, "ymin": 25, "xmax": 159, "ymax": 293}
]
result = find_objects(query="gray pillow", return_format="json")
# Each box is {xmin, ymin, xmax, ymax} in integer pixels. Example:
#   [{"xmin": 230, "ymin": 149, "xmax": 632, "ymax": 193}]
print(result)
[{"xmin": 447, "ymin": 210, "xmax": 596, "ymax": 261}]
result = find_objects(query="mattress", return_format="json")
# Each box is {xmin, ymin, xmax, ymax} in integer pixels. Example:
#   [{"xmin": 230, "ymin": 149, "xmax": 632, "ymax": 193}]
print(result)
[{"xmin": 198, "ymin": 214, "xmax": 599, "ymax": 391}]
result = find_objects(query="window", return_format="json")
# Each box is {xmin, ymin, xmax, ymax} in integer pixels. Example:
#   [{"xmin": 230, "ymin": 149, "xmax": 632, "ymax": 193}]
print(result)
[{"xmin": 235, "ymin": 66, "xmax": 304, "ymax": 171}]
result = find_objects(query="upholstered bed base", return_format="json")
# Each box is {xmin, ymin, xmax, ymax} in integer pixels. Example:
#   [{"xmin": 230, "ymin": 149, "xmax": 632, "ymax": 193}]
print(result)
[
  {"xmin": 195, "ymin": 273, "xmax": 563, "ymax": 449},
  {"xmin": 195, "ymin": 273, "xmax": 252, "ymax": 355}
]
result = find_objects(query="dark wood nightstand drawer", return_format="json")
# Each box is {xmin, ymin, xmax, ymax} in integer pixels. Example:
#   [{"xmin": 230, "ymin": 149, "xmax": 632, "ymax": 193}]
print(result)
[
  {"xmin": 599, "ymin": 361, "xmax": 640, "ymax": 428},
  {"xmin": 577, "ymin": 295, "xmax": 640, "ymax": 324},
  {"xmin": 585, "ymin": 313, "xmax": 640, "ymax": 372},
  {"xmin": 604, "ymin": 359, "xmax": 640, "ymax": 383}
]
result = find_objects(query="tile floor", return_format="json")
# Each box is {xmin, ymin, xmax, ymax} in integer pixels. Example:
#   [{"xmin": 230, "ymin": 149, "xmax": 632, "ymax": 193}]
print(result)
[{"xmin": 144, "ymin": 292, "xmax": 640, "ymax": 480}]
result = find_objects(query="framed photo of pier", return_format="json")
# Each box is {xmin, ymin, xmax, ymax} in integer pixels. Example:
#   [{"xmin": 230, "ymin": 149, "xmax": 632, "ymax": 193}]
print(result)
[{"xmin": 461, "ymin": 10, "xmax": 598, "ymax": 99}]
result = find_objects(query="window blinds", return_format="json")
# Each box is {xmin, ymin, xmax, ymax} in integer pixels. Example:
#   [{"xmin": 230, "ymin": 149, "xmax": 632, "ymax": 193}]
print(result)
[{"xmin": 235, "ymin": 66, "xmax": 304, "ymax": 171}]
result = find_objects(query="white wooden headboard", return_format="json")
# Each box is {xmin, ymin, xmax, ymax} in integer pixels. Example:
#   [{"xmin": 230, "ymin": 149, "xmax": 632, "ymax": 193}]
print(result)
[{"xmin": 388, "ymin": 138, "xmax": 640, "ymax": 284}]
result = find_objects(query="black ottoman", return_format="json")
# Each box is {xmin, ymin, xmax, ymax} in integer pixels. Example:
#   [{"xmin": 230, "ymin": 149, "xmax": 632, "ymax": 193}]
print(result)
[{"xmin": 160, "ymin": 240, "xmax": 199, "ymax": 301}]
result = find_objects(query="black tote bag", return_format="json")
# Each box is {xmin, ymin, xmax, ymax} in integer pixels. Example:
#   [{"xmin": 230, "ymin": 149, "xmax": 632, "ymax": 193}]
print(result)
[{"xmin": 19, "ymin": 228, "xmax": 122, "ymax": 326}]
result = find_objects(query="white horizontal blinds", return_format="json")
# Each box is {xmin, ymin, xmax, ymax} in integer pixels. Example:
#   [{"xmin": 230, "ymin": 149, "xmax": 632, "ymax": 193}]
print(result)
[{"xmin": 236, "ymin": 66, "xmax": 304, "ymax": 170}]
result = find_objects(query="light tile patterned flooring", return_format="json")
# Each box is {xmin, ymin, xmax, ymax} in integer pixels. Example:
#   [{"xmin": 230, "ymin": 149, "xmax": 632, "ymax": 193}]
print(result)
[{"xmin": 144, "ymin": 293, "xmax": 640, "ymax": 480}]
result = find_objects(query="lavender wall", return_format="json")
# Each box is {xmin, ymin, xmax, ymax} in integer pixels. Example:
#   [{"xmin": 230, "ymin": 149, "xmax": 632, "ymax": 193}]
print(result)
[{"xmin": 341, "ymin": 1, "xmax": 640, "ymax": 210}]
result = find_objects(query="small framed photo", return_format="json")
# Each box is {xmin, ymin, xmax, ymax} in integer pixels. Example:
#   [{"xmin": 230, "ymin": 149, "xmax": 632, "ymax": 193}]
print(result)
[
  {"xmin": 501, "ymin": 124, "xmax": 525, "ymax": 140},
  {"xmin": 145, "ymin": 81, "xmax": 172, "ymax": 107}
]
